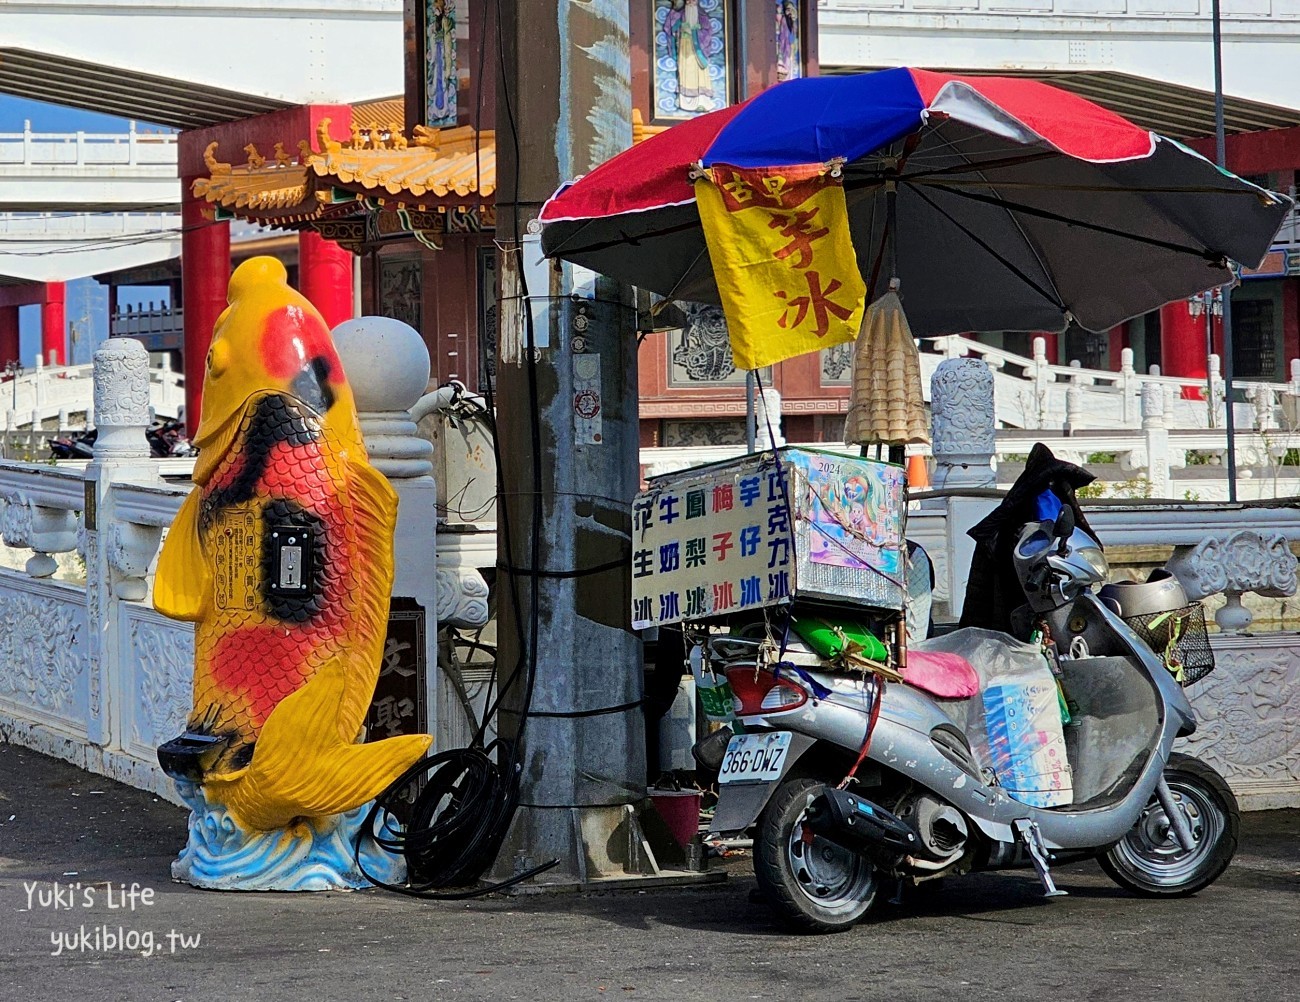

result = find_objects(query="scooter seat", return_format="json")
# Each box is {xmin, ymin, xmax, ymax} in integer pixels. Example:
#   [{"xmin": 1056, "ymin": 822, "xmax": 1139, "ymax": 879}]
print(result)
[{"xmin": 904, "ymin": 651, "xmax": 980, "ymax": 699}]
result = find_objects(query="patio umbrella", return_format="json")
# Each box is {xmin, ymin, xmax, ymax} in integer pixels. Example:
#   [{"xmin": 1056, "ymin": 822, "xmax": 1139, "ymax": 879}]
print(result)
[{"xmin": 540, "ymin": 68, "xmax": 1290, "ymax": 350}]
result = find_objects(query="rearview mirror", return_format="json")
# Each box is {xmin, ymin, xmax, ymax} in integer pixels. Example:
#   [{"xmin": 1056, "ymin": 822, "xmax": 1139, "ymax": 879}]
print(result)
[{"xmin": 1053, "ymin": 505, "xmax": 1075, "ymax": 554}]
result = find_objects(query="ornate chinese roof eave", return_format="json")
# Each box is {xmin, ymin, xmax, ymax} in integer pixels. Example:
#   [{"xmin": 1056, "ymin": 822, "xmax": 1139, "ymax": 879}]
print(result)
[
  {"xmin": 193, "ymin": 113, "xmax": 654, "ymax": 242},
  {"xmin": 307, "ymin": 125, "xmax": 497, "ymax": 207}
]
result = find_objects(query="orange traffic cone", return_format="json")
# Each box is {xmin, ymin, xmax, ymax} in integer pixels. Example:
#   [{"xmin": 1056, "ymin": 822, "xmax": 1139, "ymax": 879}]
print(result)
[{"xmin": 906, "ymin": 453, "xmax": 930, "ymax": 489}]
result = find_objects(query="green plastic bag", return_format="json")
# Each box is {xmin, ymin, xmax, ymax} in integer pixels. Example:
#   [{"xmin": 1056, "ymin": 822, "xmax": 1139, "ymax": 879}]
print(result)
[{"xmin": 791, "ymin": 616, "xmax": 889, "ymax": 663}]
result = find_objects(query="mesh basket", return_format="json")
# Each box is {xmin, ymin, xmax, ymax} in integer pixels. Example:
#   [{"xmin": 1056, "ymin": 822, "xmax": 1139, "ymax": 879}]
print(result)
[{"xmin": 1123, "ymin": 603, "xmax": 1215, "ymax": 686}]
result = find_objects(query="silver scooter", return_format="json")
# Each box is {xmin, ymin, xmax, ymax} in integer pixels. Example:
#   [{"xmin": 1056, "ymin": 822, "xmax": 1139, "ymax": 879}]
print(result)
[{"xmin": 701, "ymin": 506, "xmax": 1239, "ymax": 933}]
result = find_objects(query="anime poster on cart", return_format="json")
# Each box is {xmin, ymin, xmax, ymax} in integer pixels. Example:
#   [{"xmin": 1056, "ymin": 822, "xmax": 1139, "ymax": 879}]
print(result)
[{"xmin": 784, "ymin": 450, "xmax": 905, "ymax": 575}]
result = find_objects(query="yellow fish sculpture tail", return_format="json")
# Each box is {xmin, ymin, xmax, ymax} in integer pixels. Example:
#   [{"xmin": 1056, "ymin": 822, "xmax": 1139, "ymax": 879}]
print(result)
[
  {"xmin": 203, "ymin": 659, "xmax": 431, "ymax": 831},
  {"xmin": 155, "ymin": 256, "xmax": 431, "ymax": 831}
]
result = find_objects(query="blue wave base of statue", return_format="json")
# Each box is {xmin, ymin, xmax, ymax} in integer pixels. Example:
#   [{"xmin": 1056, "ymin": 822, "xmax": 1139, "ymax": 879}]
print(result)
[{"xmin": 171, "ymin": 780, "xmax": 406, "ymax": 891}]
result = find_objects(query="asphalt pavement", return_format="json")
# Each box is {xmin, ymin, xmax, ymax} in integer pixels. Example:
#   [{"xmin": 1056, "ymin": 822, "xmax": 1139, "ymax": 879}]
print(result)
[{"xmin": 1, "ymin": 742, "xmax": 1297, "ymax": 1002}]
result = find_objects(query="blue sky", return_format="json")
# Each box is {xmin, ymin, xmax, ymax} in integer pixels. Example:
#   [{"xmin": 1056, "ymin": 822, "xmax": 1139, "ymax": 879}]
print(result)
[
  {"xmin": 0, "ymin": 96, "xmax": 166, "ymax": 132},
  {"xmin": 3, "ymin": 97, "xmax": 172, "ymax": 364}
]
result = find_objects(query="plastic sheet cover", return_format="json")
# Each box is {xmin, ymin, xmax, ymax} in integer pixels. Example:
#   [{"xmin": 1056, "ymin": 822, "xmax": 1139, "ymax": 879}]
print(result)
[{"xmin": 913, "ymin": 628, "xmax": 1072, "ymax": 807}]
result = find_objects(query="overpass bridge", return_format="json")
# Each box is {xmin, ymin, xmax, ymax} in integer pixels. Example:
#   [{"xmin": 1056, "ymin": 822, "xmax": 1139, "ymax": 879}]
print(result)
[
  {"xmin": 0, "ymin": 123, "xmax": 178, "ymax": 212},
  {"xmin": 0, "ymin": 0, "xmax": 403, "ymax": 130},
  {"xmin": 0, "ymin": 0, "xmax": 400, "ymax": 366},
  {"xmin": 0, "ymin": 212, "xmax": 181, "ymax": 284}
]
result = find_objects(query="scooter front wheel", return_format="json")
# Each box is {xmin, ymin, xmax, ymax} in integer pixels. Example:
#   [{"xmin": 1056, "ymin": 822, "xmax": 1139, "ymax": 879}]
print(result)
[
  {"xmin": 1099, "ymin": 752, "xmax": 1239, "ymax": 897},
  {"xmin": 753, "ymin": 777, "xmax": 879, "ymax": 933}
]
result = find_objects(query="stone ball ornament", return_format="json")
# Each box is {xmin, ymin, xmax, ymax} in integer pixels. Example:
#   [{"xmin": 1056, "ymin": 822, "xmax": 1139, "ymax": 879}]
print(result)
[{"xmin": 332, "ymin": 316, "xmax": 431, "ymax": 413}]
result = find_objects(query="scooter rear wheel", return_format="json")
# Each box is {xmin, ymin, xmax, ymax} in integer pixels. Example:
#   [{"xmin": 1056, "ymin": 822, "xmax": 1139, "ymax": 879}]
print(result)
[
  {"xmin": 753, "ymin": 777, "xmax": 879, "ymax": 933},
  {"xmin": 1099, "ymin": 752, "xmax": 1239, "ymax": 897}
]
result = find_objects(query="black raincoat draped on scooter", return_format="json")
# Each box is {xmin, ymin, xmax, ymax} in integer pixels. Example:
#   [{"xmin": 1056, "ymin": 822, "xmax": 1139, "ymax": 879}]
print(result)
[{"xmin": 959, "ymin": 443, "xmax": 1100, "ymax": 636}]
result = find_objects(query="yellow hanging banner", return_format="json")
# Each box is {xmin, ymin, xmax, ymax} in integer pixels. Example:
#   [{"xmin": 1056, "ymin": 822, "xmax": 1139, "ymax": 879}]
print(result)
[{"xmin": 695, "ymin": 163, "xmax": 866, "ymax": 371}]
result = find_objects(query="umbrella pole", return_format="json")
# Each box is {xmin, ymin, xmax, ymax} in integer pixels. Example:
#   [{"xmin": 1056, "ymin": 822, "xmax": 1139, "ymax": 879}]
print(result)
[{"xmin": 745, "ymin": 370, "xmax": 757, "ymax": 453}]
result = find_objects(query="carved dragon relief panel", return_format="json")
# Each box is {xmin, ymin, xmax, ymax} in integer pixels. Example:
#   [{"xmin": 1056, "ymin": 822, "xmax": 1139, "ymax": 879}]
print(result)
[
  {"xmin": 127, "ymin": 613, "xmax": 195, "ymax": 753},
  {"xmin": 1177, "ymin": 636, "xmax": 1300, "ymax": 801},
  {"xmin": 0, "ymin": 583, "xmax": 86, "ymax": 725}
]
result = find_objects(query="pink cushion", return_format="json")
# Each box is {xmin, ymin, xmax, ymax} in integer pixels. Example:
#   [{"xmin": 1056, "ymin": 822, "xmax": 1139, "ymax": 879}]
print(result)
[{"xmin": 904, "ymin": 651, "xmax": 980, "ymax": 699}]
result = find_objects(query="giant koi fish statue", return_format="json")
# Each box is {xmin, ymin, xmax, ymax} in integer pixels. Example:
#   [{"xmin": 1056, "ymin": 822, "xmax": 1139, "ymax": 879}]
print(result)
[{"xmin": 155, "ymin": 257, "xmax": 430, "ymax": 885}]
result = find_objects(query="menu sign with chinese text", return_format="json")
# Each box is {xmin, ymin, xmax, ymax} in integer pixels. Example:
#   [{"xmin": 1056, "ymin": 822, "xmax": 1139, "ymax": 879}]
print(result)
[
  {"xmin": 632, "ymin": 449, "xmax": 906, "ymax": 629},
  {"xmin": 632, "ymin": 455, "xmax": 794, "ymax": 629}
]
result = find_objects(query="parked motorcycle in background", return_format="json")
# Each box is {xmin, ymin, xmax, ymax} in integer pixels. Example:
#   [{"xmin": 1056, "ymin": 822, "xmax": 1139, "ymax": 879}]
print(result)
[
  {"xmin": 49, "ymin": 418, "xmax": 195, "ymax": 460},
  {"xmin": 665, "ymin": 446, "xmax": 1235, "ymax": 933}
]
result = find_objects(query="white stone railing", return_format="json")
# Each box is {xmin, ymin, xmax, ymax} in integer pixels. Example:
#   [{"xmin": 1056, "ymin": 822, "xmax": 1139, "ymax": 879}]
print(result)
[
  {"xmin": 0, "ymin": 355, "xmax": 184, "ymax": 445},
  {"xmin": 919, "ymin": 335, "xmax": 1291, "ymax": 433},
  {"xmin": 0, "ymin": 122, "xmax": 176, "ymax": 169},
  {"xmin": 3, "ymin": 332, "xmax": 1295, "ymax": 809}
]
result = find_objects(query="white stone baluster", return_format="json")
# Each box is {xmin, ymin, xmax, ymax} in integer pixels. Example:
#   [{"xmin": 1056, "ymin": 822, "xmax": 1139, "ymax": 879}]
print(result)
[
  {"xmin": 105, "ymin": 521, "xmax": 163, "ymax": 601},
  {"xmin": 1065, "ymin": 381, "xmax": 1083, "ymax": 436},
  {"xmin": 33, "ymin": 355, "xmax": 46, "ymax": 407},
  {"xmin": 1, "ymin": 494, "xmax": 32, "ymax": 550},
  {"xmin": 1141, "ymin": 382, "xmax": 1170, "ymax": 498},
  {"xmin": 84, "ymin": 336, "xmax": 158, "ymax": 747},
  {"xmin": 1167, "ymin": 530, "xmax": 1299, "ymax": 633},
  {"xmin": 333, "ymin": 316, "xmax": 449, "ymax": 746},
  {"xmin": 1208, "ymin": 354, "xmax": 1225, "ymax": 429},
  {"xmin": 92, "ymin": 338, "xmax": 151, "ymax": 458},
  {"xmin": 333, "ymin": 317, "xmax": 435, "ymax": 479},
  {"xmin": 1120, "ymin": 347, "xmax": 1137, "ymax": 427},
  {"xmin": 25, "ymin": 504, "xmax": 78, "ymax": 578},
  {"xmin": 1032, "ymin": 336, "xmax": 1050, "ymax": 427},
  {"xmin": 930, "ymin": 357, "xmax": 995, "ymax": 490},
  {"xmin": 1252, "ymin": 384, "xmax": 1276, "ymax": 432}
]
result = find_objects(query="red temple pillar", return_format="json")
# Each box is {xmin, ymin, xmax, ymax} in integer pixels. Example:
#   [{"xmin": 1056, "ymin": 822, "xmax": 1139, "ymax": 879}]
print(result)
[
  {"xmin": 1108, "ymin": 323, "xmax": 1126, "ymax": 372},
  {"xmin": 1282, "ymin": 277, "xmax": 1299, "ymax": 366},
  {"xmin": 297, "ymin": 229, "xmax": 354, "ymax": 329},
  {"xmin": 1159, "ymin": 302, "xmax": 1209, "ymax": 379},
  {"xmin": 0, "ymin": 305, "xmax": 18, "ymax": 364},
  {"xmin": 181, "ymin": 191, "xmax": 231, "ymax": 434},
  {"xmin": 41, "ymin": 282, "xmax": 65, "ymax": 365}
]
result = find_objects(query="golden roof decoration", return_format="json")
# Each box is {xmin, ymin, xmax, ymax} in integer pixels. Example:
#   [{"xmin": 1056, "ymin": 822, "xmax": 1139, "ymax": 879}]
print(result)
[
  {"xmin": 193, "ymin": 109, "xmax": 667, "ymax": 223},
  {"xmin": 309, "ymin": 123, "xmax": 496, "ymax": 201},
  {"xmin": 192, "ymin": 162, "xmax": 312, "ymax": 212}
]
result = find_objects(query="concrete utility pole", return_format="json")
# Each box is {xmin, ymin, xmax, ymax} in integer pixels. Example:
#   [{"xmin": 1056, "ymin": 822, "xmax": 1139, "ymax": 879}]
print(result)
[{"xmin": 491, "ymin": 1, "xmax": 646, "ymax": 883}]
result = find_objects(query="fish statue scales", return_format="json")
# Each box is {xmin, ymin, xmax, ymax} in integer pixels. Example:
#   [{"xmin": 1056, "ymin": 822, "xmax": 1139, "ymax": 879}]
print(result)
[{"xmin": 155, "ymin": 256, "xmax": 431, "ymax": 845}]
